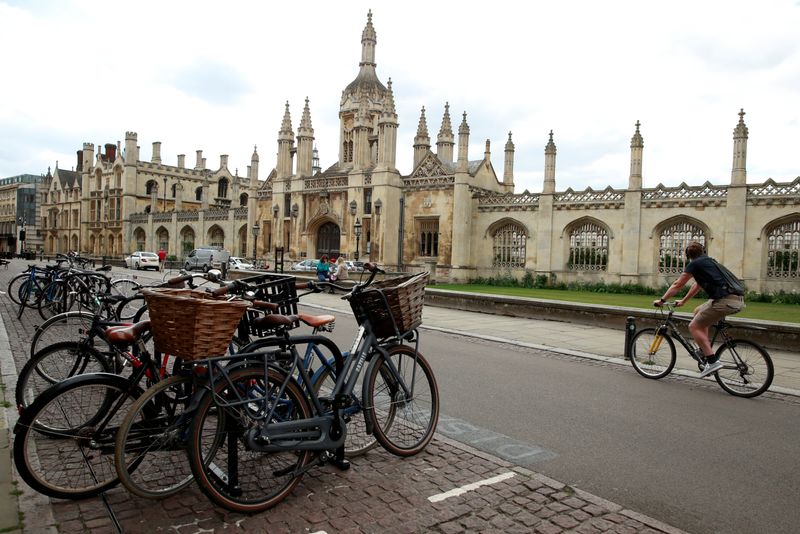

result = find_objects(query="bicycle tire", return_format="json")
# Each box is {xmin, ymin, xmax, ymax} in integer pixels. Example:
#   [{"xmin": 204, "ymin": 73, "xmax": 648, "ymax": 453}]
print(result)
[
  {"xmin": 186, "ymin": 365, "xmax": 313, "ymax": 513},
  {"xmin": 13, "ymin": 373, "xmax": 140, "ymax": 499},
  {"xmin": 110, "ymin": 278, "xmax": 141, "ymax": 298},
  {"xmin": 7, "ymin": 273, "xmax": 29, "ymax": 305},
  {"xmin": 36, "ymin": 280, "xmax": 68, "ymax": 320},
  {"xmin": 16, "ymin": 341, "xmax": 112, "ymax": 408},
  {"xmin": 713, "ymin": 339, "xmax": 774, "ymax": 398},
  {"xmin": 29, "ymin": 311, "xmax": 102, "ymax": 358},
  {"xmin": 116, "ymin": 294, "xmax": 146, "ymax": 322},
  {"xmin": 314, "ymin": 362, "xmax": 379, "ymax": 457},
  {"xmin": 364, "ymin": 344, "xmax": 439, "ymax": 457},
  {"xmin": 115, "ymin": 374, "xmax": 198, "ymax": 498},
  {"xmin": 630, "ymin": 328, "xmax": 677, "ymax": 379}
]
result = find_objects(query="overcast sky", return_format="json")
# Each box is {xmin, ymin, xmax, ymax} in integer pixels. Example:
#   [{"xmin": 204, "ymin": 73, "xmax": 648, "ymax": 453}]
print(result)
[{"xmin": 1, "ymin": 0, "xmax": 798, "ymax": 194}]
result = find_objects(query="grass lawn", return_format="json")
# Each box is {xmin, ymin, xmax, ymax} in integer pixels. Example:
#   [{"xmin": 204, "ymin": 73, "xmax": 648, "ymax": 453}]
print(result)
[{"xmin": 432, "ymin": 284, "xmax": 800, "ymax": 324}]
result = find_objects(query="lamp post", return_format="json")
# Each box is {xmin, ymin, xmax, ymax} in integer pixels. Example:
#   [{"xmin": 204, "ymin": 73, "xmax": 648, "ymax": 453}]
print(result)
[
  {"xmin": 354, "ymin": 218, "xmax": 362, "ymax": 261},
  {"xmin": 251, "ymin": 222, "xmax": 260, "ymax": 266}
]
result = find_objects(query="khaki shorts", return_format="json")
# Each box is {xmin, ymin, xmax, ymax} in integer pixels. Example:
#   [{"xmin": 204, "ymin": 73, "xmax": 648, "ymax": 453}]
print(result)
[{"xmin": 691, "ymin": 295, "xmax": 745, "ymax": 328}]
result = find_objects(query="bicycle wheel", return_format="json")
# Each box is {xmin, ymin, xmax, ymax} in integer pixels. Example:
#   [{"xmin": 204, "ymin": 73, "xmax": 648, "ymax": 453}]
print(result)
[
  {"xmin": 16, "ymin": 341, "xmax": 112, "ymax": 408},
  {"xmin": 115, "ymin": 374, "xmax": 198, "ymax": 498},
  {"xmin": 314, "ymin": 359, "xmax": 378, "ymax": 457},
  {"xmin": 187, "ymin": 365, "xmax": 312, "ymax": 513},
  {"xmin": 364, "ymin": 344, "xmax": 439, "ymax": 457},
  {"xmin": 111, "ymin": 278, "xmax": 141, "ymax": 298},
  {"xmin": 13, "ymin": 373, "xmax": 138, "ymax": 499},
  {"xmin": 36, "ymin": 280, "xmax": 69, "ymax": 320},
  {"xmin": 7, "ymin": 273, "xmax": 28, "ymax": 305},
  {"xmin": 713, "ymin": 340, "xmax": 774, "ymax": 398},
  {"xmin": 630, "ymin": 328, "xmax": 677, "ymax": 379},
  {"xmin": 116, "ymin": 294, "xmax": 146, "ymax": 322},
  {"xmin": 29, "ymin": 311, "xmax": 101, "ymax": 358}
]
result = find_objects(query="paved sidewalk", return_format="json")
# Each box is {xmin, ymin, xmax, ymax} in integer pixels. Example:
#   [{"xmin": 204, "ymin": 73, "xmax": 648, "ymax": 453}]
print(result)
[{"xmin": 4, "ymin": 260, "xmax": 785, "ymax": 533}]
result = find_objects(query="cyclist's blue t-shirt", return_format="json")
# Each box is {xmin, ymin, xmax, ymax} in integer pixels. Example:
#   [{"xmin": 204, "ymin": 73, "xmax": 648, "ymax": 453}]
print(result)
[{"xmin": 684, "ymin": 255, "xmax": 728, "ymax": 299}]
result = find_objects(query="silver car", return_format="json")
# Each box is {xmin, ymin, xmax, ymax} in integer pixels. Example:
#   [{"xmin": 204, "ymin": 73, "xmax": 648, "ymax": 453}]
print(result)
[{"xmin": 292, "ymin": 259, "xmax": 319, "ymax": 271}]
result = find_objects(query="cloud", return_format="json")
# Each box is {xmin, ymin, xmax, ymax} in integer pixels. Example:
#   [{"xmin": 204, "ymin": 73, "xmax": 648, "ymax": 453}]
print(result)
[{"xmin": 162, "ymin": 59, "xmax": 252, "ymax": 106}]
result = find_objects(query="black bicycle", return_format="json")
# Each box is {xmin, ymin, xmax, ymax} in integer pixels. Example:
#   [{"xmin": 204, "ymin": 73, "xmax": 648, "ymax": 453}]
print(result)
[{"xmin": 630, "ymin": 302, "xmax": 774, "ymax": 397}]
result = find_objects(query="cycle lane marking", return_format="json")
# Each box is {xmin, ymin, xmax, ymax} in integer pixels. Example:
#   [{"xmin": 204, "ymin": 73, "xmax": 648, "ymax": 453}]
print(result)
[
  {"xmin": 436, "ymin": 414, "xmax": 558, "ymax": 465},
  {"xmin": 428, "ymin": 471, "xmax": 516, "ymax": 502}
]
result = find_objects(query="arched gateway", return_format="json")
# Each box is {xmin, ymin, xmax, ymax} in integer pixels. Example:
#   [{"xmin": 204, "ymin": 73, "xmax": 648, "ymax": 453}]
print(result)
[{"xmin": 316, "ymin": 222, "xmax": 340, "ymax": 259}]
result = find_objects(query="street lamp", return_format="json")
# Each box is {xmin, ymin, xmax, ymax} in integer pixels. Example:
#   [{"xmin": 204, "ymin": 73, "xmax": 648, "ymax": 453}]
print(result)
[
  {"xmin": 251, "ymin": 222, "xmax": 260, "ymax": 266},
  {"xmin": 353, "ymin": 218, "xmax": 362, "ymax": 261}
]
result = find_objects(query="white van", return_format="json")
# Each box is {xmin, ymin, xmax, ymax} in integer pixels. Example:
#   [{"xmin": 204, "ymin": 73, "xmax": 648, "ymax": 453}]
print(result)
[{"xmin": 184, "ymin": 247, "xmax": 230, "ymax": 272}]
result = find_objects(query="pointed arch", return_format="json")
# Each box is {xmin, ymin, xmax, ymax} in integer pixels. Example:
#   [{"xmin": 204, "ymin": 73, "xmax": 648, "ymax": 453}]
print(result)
[
  {"xmin": 762, "ymin": 212, "xmax": 800, "ymax": 279},
  {"xmin": 217, "ymin": 178, "xmax": 229, "ymax": 198},
  {"xmin": 652, "ymin": 216, "xmax": 709, "ymax": 274},
  {"xmin": 488, "ymin": 218, "xmax": 528, "ymax": 268},
  {"xmin": 207, "ymin": 224, "xmax": 225, "ymax": 248},
  {"xmin": 156, "ymin": 226, "xmax": 169, "ymax": 253},
  {"xmin": 563, "ymin": 216, "xmax": 611, "ymax": 271},
  {"xmin": 180, "ymin": 225, "xmax": 196, "ymax": 257},
  {"xmin": 133, "ymin": 227, "xmax": 146, "ymax": 251},
  {"xmin": 238, "ymin": 224, "xmax": 248, "ymax": 256}
]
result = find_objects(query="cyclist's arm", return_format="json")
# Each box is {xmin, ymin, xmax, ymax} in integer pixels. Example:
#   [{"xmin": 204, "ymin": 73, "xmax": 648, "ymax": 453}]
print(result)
[
  {"xmin": 676, "ymin": 281, "xmax": 702, "ymax": 306},
  {"xmin": 654, "ymin": 272, "xmax": 693, "ymax": 306}
]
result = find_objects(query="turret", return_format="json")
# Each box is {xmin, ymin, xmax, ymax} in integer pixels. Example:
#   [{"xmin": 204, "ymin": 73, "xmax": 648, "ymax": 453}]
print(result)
[
  {"xmin": 195, "ymin": 150, "xmax": 204, "ymax": 170},
  {"xmin": 436, "ymin": 102, "xmax": 454, "ymax": 164},
  {"xmin": 277, "ymin": 101, "xmax": 295, "ymax": 179},
  {"xmin": 82, "ymin": 142, "xmax": 95, "ymax": 173},
  {"xmin": 628, "ymin": 121, "xmax": 644, "ymax": 190},
  {"xmin": 151, "ymin": 142, "xmax": 161, "ymax": 164},
  {"xmin": 413, "ymin": 107, "xmax": 431, "ymax": 168},
  {"xmin": 296, "ymin": 98, "xmax": 315, "ymax": 177},
  {"xmin": 543, "ymin": 130, "xmax": 556, "ymax": 194},
  {"xmin": 124, "ymin": 132, "xmax": 137, "ymax": 164},
  {"xmin": 457, "ymin": 112, "xmax": 470, "ymax": 172},
  {"xmin": 250, "ymin": 145, "xmax": 260, "ymax": 186},
  {"xmin": 377, "ymin": 78, "xmax": 398, "ymax": 169},
  {"xmin": 731, "ymin": 108, "xmax": 748, "ymax": 185},
  {"xmin": 503, "ymin": 131, "xmax": 515, "ymax": 186}
]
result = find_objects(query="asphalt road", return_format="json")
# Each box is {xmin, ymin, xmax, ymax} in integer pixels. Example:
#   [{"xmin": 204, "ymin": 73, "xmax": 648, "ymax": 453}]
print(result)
[{"xmin": 114, "ymin": 267, "xmax": 800, "ymax": 534}]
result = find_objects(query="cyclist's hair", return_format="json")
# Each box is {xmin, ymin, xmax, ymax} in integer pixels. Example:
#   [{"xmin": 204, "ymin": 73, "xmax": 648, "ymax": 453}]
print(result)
[{"xmin": 685, "ymin": 241, "xmax": 705, "ymax": 260}]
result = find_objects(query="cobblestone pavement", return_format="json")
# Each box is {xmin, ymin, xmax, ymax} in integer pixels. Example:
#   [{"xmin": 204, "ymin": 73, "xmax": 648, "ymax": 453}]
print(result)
[{"xmin": 0, "ymin": 261, "xmax": 686, "ymax": 533}]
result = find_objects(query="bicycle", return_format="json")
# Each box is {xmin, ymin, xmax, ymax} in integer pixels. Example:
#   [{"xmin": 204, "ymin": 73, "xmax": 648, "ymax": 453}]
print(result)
[
  {"xmin": 629, "ymin": 301, "xmax": 774, "ymax": 397},
  {"xmin": 183, "ymin": 265, "xmax": 438, "ymax": 513}
]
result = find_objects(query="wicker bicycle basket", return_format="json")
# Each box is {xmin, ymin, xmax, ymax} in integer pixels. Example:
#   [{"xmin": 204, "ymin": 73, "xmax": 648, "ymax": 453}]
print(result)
[
  {"xmin": 141, "ymin": 288, "xmax": 251, "ymax": 361},
  {"xmin": 349, "ymin": 272, "xmax": 429, "ymax": 339}
]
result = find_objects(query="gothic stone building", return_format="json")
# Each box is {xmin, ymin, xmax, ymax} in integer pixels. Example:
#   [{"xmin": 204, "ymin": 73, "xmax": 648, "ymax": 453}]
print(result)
[{"xmin": 42, "ymin": 11, "xmax": 800, "ymax": 292}]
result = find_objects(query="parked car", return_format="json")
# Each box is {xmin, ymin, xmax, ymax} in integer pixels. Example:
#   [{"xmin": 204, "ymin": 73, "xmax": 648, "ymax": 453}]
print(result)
[
  {"xmin": 292, "ymin": 259, "xmax": 320, "ymax": 271},
  {"xmin": 228, "ymin": 257, "xmax": 254, "ymax": 270},
  {"xmin": 124, "ymin": 251, "xmax": 160, "ymax": 271},
  {"xmin": 346, "ymin": 261, "xmax": 365, "ymax": 272},
  {"xmin": 184, "ymin": 247, "xmax": 230, "ymax": 272}
]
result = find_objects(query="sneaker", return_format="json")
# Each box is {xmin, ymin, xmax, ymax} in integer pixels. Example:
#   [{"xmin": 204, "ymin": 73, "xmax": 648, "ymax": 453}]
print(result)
[{"xmin": 699, "ymin": 359, "xmax": 724, "ymax": 378}]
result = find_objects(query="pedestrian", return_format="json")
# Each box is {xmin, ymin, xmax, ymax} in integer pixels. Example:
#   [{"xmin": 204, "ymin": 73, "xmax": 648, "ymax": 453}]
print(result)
[
  {"xmin": 316, "ymin": 254, "xmax": 330, "ymax": 283},
  {"xmin": 654, "ymin": 241, "xmax": 745, "ymax": 377},
  {"xmin": 329, "ymin": 256, "xmax": 349, "ymax": 294},
  {"xmin": 157, "ymin": 247, "xmax": 166, "ymax": 272}
]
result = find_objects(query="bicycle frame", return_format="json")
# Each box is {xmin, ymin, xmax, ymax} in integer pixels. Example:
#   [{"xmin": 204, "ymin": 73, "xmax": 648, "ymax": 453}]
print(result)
[{"xmin": 650, "ymin": 306, "xmax": 730, "ymax": 362}]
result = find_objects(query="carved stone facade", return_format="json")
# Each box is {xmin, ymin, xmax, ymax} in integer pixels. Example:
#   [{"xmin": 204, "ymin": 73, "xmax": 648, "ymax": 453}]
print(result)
[{"xmin": 40, "ymin": 12, "xmax": 800, "ymax": 292}]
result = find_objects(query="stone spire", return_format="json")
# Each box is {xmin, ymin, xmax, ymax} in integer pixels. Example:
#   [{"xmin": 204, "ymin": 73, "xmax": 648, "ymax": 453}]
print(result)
[
  {"xmin": 378, "ymin": 78, "xmax": 399, "ymax": 169},
  {"xmin": 628, "ymin": 121, "xmax": 644, "ymax": 190},
  {"xmin": 383, "ymin": 78, "xmax": 397, "ymax": 116},
  {"xmin": 361, "ymin": 9, "xmax": 377, "ymax": 67},
  {"xmin": 436, "ymin": 102, "xmax": 455, "ymax": 163},
  {"xmin": 503, "ymin": 131, "xmax": 515, "ymax": 186},
  {"xmin": 413, "ymin": 106, "xmax": 431, "ymax": 168},
  {"xmin": 543, "ymin": 130, "xmax": 557, "ymax": 194},
  {"xmin": 457, "ymin": 112, "xmax": 470, "ymax": 172},
  {"xmin": 296, "ymin": 97, "xmax": 315, "ymax": 177},
  {"xmin": 250, "ymin": 145, "xmax": 259, "ymax": 185},
  {"xmin": 731, "ymin": 108, "xmax": 748, "ymax": 185},
  {"xmin": 277, "ymin": 101, "xmax": 295, "ymax": 178},
  {"xmin": 298, "ymin": 97, "xmax": 313, "ymax": 136}
]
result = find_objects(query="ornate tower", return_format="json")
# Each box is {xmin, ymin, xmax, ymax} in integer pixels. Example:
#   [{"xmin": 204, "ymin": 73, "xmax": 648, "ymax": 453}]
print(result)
[
  {"xmin": 731, "ymin": 108, "xmax": 748, "ymax": 186},
  {"xmin": 277, "ymin": 102, "xmax": 294, "ymax": 179},
  {"xmin": 543, "ymin": 130, "xmax": 556, "ymax": 194},
  {"xmin": 436, "ymin": 103, "xmax": 454, "ymax": 164},
  {"xmin": 413, "ymin": 107, "xmax": 431, "ymax": 168},
  {"xmin": 296, "ymin": 98, "xmax": 315, "ymax": 177},
  {"xmin": 628, "ymin": 121, "xmax": 644, "ymax": 190},
  {"xmin": 457, "ymin": 112, "xmax": 470, "ymax": 172},
  {"xmin": 503, "ymin": 132, "xmax": 515, "ymax": 187}
]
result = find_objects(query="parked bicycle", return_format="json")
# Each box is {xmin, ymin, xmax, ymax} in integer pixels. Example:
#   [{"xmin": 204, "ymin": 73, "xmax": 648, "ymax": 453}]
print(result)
[{"xmin": 629, "ymin": 301, "xmax": 774, "ymax": 397}]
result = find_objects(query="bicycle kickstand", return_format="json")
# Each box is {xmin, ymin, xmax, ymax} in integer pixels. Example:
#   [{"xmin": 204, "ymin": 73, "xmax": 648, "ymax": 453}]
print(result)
[{"xmin": 331, "ymin": 444, "xmax": 350, "ymax": 471}]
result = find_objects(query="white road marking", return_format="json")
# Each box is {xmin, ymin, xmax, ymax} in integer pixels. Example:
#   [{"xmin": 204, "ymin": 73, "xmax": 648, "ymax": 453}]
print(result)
[{"xmin": 428, "ymin": 471, "xmax": 516, "ymax": 503}]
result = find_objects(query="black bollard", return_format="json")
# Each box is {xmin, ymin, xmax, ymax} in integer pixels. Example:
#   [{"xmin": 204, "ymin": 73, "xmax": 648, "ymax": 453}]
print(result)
[{"xmin": 624, "ymin": 316, "xmax": 636, "ymax": 360}]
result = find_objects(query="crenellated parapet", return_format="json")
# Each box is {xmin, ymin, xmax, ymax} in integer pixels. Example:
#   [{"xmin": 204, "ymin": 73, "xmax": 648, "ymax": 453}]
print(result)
[
  {"xmin": 747, "ymin": 177, "xmax": 800, "ymax": 205},
  {"xmin": 641, "ymin": 181, "xmax": 727, "ymax": 207},
  {"xmin": 477, "ymin": 190, "xmax": 539, "ymax": 212},
  {"xmin": 554, "ymin": 186, "xmax": 626, "ymax": 210},
  {"xmin": 304, "ymin": 175, "xmax": 349, "ymax": 191}
]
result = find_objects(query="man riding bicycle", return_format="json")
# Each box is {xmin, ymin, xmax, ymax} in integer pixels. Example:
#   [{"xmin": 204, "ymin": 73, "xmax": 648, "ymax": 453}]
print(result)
[{"xmin": 653, "ymin": 241, "xmax": 745, "ymax": 377}]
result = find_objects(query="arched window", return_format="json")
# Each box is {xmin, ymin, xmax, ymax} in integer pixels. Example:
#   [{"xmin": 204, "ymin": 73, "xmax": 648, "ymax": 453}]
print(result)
[
  {"xmin": 568, "ymin": 221, "xmax": 608, "ymax": 271},
  {"xmin": 767, "ymin": 219, "xmax": 800, "ymax": 278},
  {"xmin": 492, "ymin": 222, "xmax": 527, "ymax": 268},
  {"xmin": 195, "ymin": 187, "xmax": 203, "ymax": 201},
  {"xmin": 658, "ymin": 221, "xmax": 705, "ymax": 274},
  {"xmin": 134, "ymin": 228, "xmax": 146, "ymax": 251},
  {"xmin": 239, "ymin": 193, "xmax": 248, "ymax": 206},
  {"xmin": 209, "ymin": 226, "xmax": 224, "ymax": 248},
  {"xmin": 145, "ymin": 180, "xmax": 156, "ymax": 195},
  {"xmin": 217, "ymin": 178, "xmax": 229, "ymax": 198},
  {"xmin": 171, "ymin": 183, "xmax": 177, "ymax": 198}
]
